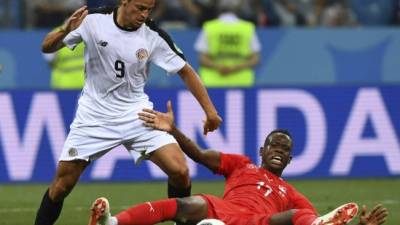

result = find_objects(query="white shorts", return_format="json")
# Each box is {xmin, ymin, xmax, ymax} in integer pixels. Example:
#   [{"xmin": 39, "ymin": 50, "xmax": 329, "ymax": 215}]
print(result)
[{"xmin": 59, "ymin": 118, "xmax": 177, "ymax": 163}]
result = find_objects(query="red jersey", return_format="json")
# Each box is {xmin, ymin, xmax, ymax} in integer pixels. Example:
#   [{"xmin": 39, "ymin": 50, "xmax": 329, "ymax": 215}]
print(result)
[{"xmin": 201, "ymin": 153, "xmax": 316, "ymax": 225}]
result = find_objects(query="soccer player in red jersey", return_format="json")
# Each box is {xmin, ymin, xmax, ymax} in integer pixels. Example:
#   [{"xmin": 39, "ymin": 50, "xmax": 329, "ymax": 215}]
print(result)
[{"xmin": 88, "ymin": 102, "xmax": 389, "ymax": 225}]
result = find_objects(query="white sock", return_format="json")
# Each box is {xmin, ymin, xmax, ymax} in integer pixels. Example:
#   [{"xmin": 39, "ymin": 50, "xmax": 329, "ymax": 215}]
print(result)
[{"xmin": 110, "ymin": 216, "xmax": 118, "ymax": 225}]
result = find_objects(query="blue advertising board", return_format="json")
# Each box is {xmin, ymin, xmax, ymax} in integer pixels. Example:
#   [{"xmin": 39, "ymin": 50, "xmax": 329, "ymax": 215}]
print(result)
[{"xmin": 0, "ymin": 86, "xmax": 399, "ymax": 183}]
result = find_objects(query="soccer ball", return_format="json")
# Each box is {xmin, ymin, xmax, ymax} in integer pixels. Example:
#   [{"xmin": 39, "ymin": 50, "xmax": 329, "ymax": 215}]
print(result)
[{"xmin": 196, "ymin": 219, "xmax": 226, "ymax": 225}]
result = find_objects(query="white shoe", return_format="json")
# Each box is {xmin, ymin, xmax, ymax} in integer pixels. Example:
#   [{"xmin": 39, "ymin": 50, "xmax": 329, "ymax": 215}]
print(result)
[
  {"xmin": 312, "ymin": 202, "xmax": 359, "ymax": 225},
  {"xmin": 88, "ymin": 197, "xmax": 111, "ymax": 225}
]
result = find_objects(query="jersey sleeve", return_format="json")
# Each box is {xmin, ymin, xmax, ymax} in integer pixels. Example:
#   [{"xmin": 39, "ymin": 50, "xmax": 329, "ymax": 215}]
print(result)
[
  {"xmin": 216, "ymin": 153, "xmax": 252, "ymax": 177},
  {"xmin": 287, "ymin": 185, "xmax": 318, "ymax": 214},
  {"xmin": 150, "ymin": 28, "xmax": 186, "ymax": 75},
  {"xmin": 63, "ymin": 16, "xmax": 89, "ymax": 50}
]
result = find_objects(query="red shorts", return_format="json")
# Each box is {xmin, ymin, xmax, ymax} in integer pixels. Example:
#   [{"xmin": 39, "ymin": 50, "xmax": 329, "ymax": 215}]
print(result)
[{"xmin": 199, "ymin": 194, "xmax": 273, "ymax": 225}]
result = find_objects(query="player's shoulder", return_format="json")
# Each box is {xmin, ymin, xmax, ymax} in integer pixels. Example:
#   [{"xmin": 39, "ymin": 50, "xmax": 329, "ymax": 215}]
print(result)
[
  {"xmin": 221, "ymin": 153, "xmax": 253, "ymax": 164},
  {"xmin": 81, "ymin": 7, "xmax": 114, "ymax": 27},
  {"xmin": 143, "ymin": 19, "xmax": 170, "ymax": 38},
  {"xmin": 143, "ymin": 19, "xmax": 186, "ymax": 60}
]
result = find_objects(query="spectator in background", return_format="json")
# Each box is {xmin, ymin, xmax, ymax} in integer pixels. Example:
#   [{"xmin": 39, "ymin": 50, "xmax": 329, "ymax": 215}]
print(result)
[
  {"xmin": 235, "ymin": 0, "xmax": 264, "ymax": 25},
  {"xmin": 258, "ymin": 0, "xmax": 281, "ymax": 26},
  {"xmin": 350, "ymin": 0, "xmax": 396, "ymax": 26},
  {"xmin": 43, "ymin": 26, "xmax": 85, "ymax": 89},
  {"xmin": 25, "ymin": 0, "xmax": 85, "ymax": 28},
  {"xmin": 194, "ymin": 0, "xmax": 261, "ymax": 87},
  {"xmin": 0, "ymin": 0, "xmax": 12, "ymax": 27},
  {"xmin": 191, "ymin": 0, "xmax": 218, "ymax": 27},
  {"xmin": 268, "ymin": 0, "xmax": 318, "ymax": 26},
  {"xmin": 151, "ymin": 0, "xmax": 220, "ymax": 28},
  {"xmin": 0, "ymin": 0, "xmax": 23, "ymax": 28},
  {"xmin": 319, "ymin": 0, "xmax": 358, "ymax": 27},
  {"xmin": 396, "ymin": 0, "xmax": 400, "ymax": 24},
  {"xmin": 86, "ymin": 0, "xmax": 118, "ymax": 8},
  {"xmin": 151, "ymin": 0, "xmax": 197, "ymax": 28}
]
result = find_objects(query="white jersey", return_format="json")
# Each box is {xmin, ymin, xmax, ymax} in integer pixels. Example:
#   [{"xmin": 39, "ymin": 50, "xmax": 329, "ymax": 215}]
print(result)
[{"xmin": 63, "ymin": 7, "xmax": 186, "ymax": 126}]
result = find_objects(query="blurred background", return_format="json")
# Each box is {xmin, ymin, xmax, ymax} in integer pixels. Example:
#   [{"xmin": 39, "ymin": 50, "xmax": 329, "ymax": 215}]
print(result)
[{"xmin": 0, "ymin": 0, "xmax": 399, "ymax": 224}]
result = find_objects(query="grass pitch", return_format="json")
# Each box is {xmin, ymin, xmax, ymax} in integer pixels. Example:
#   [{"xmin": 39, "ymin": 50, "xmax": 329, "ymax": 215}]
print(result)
[{"xmin": 0, "ymin": 178, "xmax": 398, "ymax": 225}]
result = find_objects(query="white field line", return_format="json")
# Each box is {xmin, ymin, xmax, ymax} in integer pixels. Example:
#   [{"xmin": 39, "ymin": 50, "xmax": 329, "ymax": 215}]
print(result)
[{"xmin": 0, "ymin": 200, "xmax": 398, "ymax": 214}]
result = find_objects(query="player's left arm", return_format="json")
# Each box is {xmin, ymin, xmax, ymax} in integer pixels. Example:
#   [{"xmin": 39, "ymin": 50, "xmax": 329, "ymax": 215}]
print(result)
[{"xmin": 178, "ymin": 63, "xmax": 222, "ymax": 135}]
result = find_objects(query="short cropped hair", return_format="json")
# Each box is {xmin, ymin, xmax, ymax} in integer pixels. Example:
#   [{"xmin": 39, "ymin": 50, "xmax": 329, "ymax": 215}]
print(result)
[{"xmin": 264, "ymin": 129, "xmax": 293, "ymax": 147}]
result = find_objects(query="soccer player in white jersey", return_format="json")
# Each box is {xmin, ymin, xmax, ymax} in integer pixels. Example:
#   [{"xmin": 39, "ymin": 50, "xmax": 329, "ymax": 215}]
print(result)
[{"xmin": 34, "ymin": 1, "xmax": 222, "ymax": 225}]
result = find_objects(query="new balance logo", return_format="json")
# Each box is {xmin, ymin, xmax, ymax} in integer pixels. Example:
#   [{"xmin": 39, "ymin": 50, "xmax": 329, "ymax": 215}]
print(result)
[{"xmin": 98, "ymin": 40, "xmax": 108, "ymax": 47}]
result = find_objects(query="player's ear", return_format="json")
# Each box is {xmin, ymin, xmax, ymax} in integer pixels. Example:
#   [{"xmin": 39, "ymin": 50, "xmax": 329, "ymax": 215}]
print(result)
[
  {"xmin": 259, "ymin": 147, "xmax": 264, "ymax": 156},
  {"xmin": 288, "ymin": 155, "xmax": 292, "ymax": 164}
]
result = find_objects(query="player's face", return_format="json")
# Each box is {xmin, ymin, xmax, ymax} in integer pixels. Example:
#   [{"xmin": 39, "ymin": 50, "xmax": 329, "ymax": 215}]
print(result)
[
  {"xmin": 121, "ymin": 0, "xmax": 155, "ymax": 28},
  {"xmin": 260, "ymin": 133, "xmax": 292, "ymax": 176}
]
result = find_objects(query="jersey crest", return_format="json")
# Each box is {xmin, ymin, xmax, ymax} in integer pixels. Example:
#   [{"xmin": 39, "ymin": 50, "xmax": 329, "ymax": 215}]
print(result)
[{"xmin": 136, "ymin": 48, "xmax": 149, "ymax": 61}]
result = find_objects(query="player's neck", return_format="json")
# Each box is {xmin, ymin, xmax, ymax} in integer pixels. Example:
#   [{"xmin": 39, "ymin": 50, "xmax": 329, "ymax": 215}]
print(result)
[
  {"xmin": 116, "ymin": 7, "xmax": 138, "ymax": 30},
  {"xmin": 261, "ymin": 164, "xmax": 282, "ymax": 177}
]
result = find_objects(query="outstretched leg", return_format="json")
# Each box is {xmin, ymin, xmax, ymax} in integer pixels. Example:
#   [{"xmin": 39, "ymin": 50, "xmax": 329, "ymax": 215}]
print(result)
[
  {"xmin": 88, "ymin": 196, "xmax": 208, "ymax": 225},
  {"xmin": 35, "ymin": 160, "xmax": 88, "ymax": 225},
  {"xmin": 268, "ymin": 202, "xmax": 359, "ymax": 225},
  {"xmin": 310, "ymin": 202, "xmax": 358, "ymax": 225}
]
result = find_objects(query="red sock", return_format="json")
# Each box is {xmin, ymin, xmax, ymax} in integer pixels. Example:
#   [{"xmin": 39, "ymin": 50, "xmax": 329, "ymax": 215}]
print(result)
[
  {"xmin": 116, "ymin": 198, "xmax": 177, "ymax": 225},
  {"xmin": 292, "ymin": 209, "xmax": 318, "ymax": 225}
]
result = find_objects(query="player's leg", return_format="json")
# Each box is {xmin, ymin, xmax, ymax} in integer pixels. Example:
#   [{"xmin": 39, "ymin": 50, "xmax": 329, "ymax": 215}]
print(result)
[
  {"xmin": 34, "ymin": 122, "xmax": 122, "ymax": 225},
  {"xmin": 88, "ymin": 196, "xmax": 208, "ymax": 225},
  {"xmin": 268, "ymin": 202, "xmax": 359, "ymax": 225},
  {"xmin": 125, "ymin": 123, "xmax": 191, "ymax": 199},
  {"xmin": 309, "ymin": 202, "xmax": 358, "ymax": 225},
  {"xmin": 35, "ymin": 160, "xmax": 89, "ymax": 225},
  {"xmin": 148, "ymin": 143, "xmax": 191, "ymax": 198},
  {"xmin": 126, "ymin": 128, "xmax": 192, "ymax": 225},
  {"xmin": 267, "ymin": 209, "xmax": 296, "ymax": 225}
]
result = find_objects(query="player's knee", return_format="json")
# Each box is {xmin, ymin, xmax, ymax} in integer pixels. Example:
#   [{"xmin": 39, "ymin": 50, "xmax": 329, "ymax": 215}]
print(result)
[
  {"xmin": 168, "ymin": 165, "xmax": 190, "ymax": 180},
  {"xmin": 168, "ymin": 166, "xmax": 190, "ymax": 187}
]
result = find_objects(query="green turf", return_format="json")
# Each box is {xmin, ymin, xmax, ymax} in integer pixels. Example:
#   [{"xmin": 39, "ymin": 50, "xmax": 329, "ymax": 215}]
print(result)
[{"xmin": 0, "ymin": 178, "xmax": 398, "ymax": 225}]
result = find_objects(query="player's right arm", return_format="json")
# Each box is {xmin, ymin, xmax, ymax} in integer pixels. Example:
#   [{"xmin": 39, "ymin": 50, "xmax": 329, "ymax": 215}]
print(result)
[
  {"xmin": 42, "ymin": 6, "xmax": 88, "ymax": 53},
  {"xmin": 138, "ymin": 101, "xmax": 221, "ymax": 173}
]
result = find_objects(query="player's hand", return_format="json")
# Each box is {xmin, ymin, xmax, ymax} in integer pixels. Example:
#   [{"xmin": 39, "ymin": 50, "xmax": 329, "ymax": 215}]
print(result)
[
  {"xmin": 138, "ymin": 100, "xmax": 175, "ymax": 133},
  {"xmin": 358, "ymin": 204, "xmax": 388, "ymax": 225},
  {"xmin": 203, "ymin": 113, "xmax": 222, "ymax": 135},
  {"xmin": 61, "ymin": 5, "xmax": 88, "ymax": 33}
]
